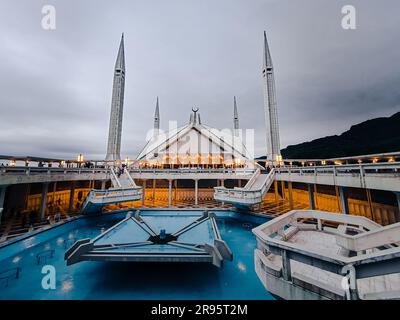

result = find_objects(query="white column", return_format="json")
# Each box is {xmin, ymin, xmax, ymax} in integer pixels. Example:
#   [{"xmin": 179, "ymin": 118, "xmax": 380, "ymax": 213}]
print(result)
[
  {"xmin": 142, "ymin": 180, "xmax": 146, "ymax": 206},
  {"xmin": 308, "ymin": 184, "xmax": 315, "ymax": 210},
  {"xmin": 101, "ymin": 180, "xmax": 106, "ymax": 190},
  {"xmin": 0, "ymin": 185, "xmax": 7, "ymax": 226},
  {"xmin": 68, "ymin": 182, "xmax": 75, "ymax": 213},
  {"xmin": 23, "ymin": 183, "xmax": 31, "ymax": 212},
  {"xmin": 194, "ymin": 179, "xmax": 199, "ymax": 206},
  {"xmin": 339, "ymin": 186, "xmax": 349, "ymax": 215},
  {"xmin": 152, "ymin": 179, "xmax": 156, "ymax": 202},
  {"xmin": 51, "ymin": 182, "xmax": 57, "ymax": 214},
  {"xmin": 274, "ymin": 180, "xmax": 279, "ymax": 202},
  {"xmin": 174, "ymin": 180, "xmax": 178, "ymax": 203},
  {"xmin": 282, "ymin": 250, "xmax": 292, "ymax": 281},
  {"xmin": 0, "ymin": 186, "xmax": 6, "ymax": 210},
  {"xmin": 288, "ymin": 182, "xmax": 294, "ymax": 210},
  {"xmin": 168, "ymin": 180, "xmax": 172, "ymax": 207},
  {"xmin": 395, "ymin": 192, "xmax": 400, "ymax": 222},
  {"xmin": 40, "ymin": 182, "xmax": 49, "ymax": 220}
]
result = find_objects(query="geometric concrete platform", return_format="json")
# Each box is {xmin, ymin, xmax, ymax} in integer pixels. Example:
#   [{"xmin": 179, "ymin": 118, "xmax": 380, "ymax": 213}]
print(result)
[
  {"xmin": 65, "ymin": 210, "xmax": 233, "ymax": 268},
  {"xmin": 253, "ymin": 210, "xmax": 400, "ymax": 300}
]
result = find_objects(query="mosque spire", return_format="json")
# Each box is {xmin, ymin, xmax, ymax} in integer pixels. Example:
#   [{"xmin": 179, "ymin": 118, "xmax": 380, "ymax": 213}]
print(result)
[
  {"xmin": 154, "ymin": 96, "xmax": 160, "ymax": 136},
  {"xmin": 190, "ymin": 107, "xmax": 199, "ymax": 125},
  {"xmin": 233, "ymin": 96, "xmax": 239, "ymax": 136},
  {"xmin": 262, "ymin": 31, "xmax": 281, "ymax": 162},
  {"xmin": 263, "ymin": 31, "xmax": 273, "ymax": 70},
  {"xmin": 115, "ymin": 33, "xmax": 125, "ymax": 71},
  {"xmin": 105, "ymin": 33, "xmax": 126, "ymax": 161}
]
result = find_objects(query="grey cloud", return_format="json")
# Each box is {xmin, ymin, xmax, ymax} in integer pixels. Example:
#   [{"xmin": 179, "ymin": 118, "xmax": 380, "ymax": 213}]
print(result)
[{"xmin": 0, "ymin": 0, "xmax": 399, "ymax": 159}]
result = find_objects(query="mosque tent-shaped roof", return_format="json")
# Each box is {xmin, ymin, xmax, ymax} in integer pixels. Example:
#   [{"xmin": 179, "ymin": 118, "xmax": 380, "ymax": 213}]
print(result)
[{"xmin": 136, "ymin": 108, "xmax": 253, "ymax": 166}]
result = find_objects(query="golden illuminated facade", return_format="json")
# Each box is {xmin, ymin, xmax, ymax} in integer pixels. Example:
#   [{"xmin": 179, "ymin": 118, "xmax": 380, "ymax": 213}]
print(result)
[{"xmin": 135, "ymin": 107, "xmax": 254, "ymax": 169}]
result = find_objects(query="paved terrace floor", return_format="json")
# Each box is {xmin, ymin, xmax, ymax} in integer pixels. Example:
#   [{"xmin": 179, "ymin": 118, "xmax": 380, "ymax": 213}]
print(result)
[{"xmin": 264, "ymin": 228, "xmax": 400, "ymax": 299}]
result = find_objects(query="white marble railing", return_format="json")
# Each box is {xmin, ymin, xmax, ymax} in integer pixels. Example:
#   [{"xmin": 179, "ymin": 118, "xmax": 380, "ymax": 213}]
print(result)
[
  {"xmin": 213, "ymin": 169, "xmax": 275, "ymax": 206},
  {"xmin": 275, "ymin": 162, "xmax": 400, "ymax": 176},
  {"xmin": 253, "ymin": 210, "xmax": 400, "ymax": 300},
  {"xmin": 0, "ymin": 166, "xmax": 256, "ymax": 185},
  {"xmin": 274, "ymin": 162, "xmax": 400, "ymax": 192},
  {"xmin": 81, "ymin": 187, "xmax": 143, "ymax": 214},
  {"xmin": 130, "ymin": 168, "xmax": 256, "ymax": 175}
]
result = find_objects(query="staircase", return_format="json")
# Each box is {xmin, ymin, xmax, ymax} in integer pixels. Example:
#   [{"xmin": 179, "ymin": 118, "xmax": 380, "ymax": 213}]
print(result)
[
  {"xmin": 110, "ymin": 167, "xmax": 137, "ymax": 189},
  {"xmin": 214, "ymin": 168, "xmax": 275, "ymax": 207},
  {"xmin": 80, "ymin": 167, "xmax": 142, "ymax": 214}
]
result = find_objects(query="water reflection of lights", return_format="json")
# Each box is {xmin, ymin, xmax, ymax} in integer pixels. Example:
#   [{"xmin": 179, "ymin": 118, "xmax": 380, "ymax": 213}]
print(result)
[
  {"xmin": 12, "ymin": 256, "xmax": 21, "ymax": 264},
  {"xmin": 44, "ymin": 243, "xmax": 51, "ymax": 250},
  {"xmin": 23, "ymin": 237, "xmax": 35, "ymax": 249},
  {"xmin": 62, "ymin": 280, "xmax": 74, "ymax": 292},
  {"xmin": 237, "ymin": 262, "xmax": 246, "ymax": 272},
  {"xmin": 56, "ymin": 238, "xmax": 64, "ymax": 246}
]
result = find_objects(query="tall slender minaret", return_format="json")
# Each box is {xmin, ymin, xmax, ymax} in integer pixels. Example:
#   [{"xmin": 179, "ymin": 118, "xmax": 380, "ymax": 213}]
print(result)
[
  {"xmin": 262, "ymin": 31, "xmax": 281, "ymax": 162},
  {"xmin": 153, "ymin": 96, "xmax": 160, "ymax": 137},
  {"xmin": 105, "ymin": 34, "xmax": 126, "ymax": 161},
  {"xmin": 233, "ymin": 96, "xmax": 239, "ymax": 137}
]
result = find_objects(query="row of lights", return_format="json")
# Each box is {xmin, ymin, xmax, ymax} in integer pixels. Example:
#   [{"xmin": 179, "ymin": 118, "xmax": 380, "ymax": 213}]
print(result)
[
  {"xmin": 5, "ymin": 155, "xmax": 83, "ymax": 167},
  {"xmin": 138, "ymin": 159, "xmax": 245, "ymax": 168},
  {"xmin": 5, "ymin": 154, "xmax": 397, "ymax": 167},
  {"xmin": 287, "ymin": 157, "xmax": 397, "ymax": 167}
]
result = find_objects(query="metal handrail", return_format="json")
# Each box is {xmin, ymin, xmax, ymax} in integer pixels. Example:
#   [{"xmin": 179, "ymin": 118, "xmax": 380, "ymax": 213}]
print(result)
[
  {"xmin": 109, "ymin": 167, "xmax": 122, "ymax": 188},
  {"xmin": 244, "ymin": 168, "xmax": 261, "ymax": 190},
  {"xmin": 124, "ymin": 168, "xmax": 137, "ymax": 187},
  {"xmin": 0, "ymin": 267, "xmax": 22, "ymax": 287},
  {"xmin": 214, "ymin": 169, "xmax": 275, "ymax": 202},
  {"xmin": 80, "ymin": 187, "xmax": 143, "ymax": 212},
  {"xmin": 87, "ymin": 187, "xmax": 142, "ymax": 199},
  {"xmin": 276, "ymin": 162, "xmax": 400, "ymax": 175},
  {"xmin": 1, "ymin": 166, "xmax": 256, "ymax": 176},
  {"xmin": 130, "ymin": 168, "xmax": 256, "ymax": 175}
]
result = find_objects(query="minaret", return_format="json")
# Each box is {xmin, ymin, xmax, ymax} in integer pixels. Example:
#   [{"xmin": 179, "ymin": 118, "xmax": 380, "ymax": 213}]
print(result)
[
  {"xmin": 153, "ymin": 96, "xmax": 160, "ymax": 137},
  {"xmin": 262, "ymin": 31, "xmax": 281, "ymax": 162},
  {"xmin": 233, "ymin": 96, "xmax": 239, "ymax": 137},
  {"xmin": 105, "ymin": 33, "xmax": 126, "ymax": 161}
]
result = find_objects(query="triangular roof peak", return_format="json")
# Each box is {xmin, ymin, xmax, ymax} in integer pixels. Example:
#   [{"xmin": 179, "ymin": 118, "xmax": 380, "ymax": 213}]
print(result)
[{"xmin": 136, "ymin": 109, "xmax": 252, "ymax": 162}]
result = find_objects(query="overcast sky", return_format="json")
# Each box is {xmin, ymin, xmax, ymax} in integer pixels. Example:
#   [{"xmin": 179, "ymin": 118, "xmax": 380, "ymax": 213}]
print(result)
[{"xmin": 0, "ymin": 0, "xmax": 399, "ymax": 160}]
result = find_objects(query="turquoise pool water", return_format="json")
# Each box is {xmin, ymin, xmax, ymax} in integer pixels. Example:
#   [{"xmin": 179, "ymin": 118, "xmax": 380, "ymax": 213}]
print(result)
[{"xmin": 0, "ymin": 210, "xmax": 274, "ymax": 300}]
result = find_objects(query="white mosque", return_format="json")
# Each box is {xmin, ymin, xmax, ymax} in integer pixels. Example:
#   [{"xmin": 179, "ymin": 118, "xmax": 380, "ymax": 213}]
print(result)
[{"xmin": 105, "ymin": 32, "xmax": 282, "ymax": 168}]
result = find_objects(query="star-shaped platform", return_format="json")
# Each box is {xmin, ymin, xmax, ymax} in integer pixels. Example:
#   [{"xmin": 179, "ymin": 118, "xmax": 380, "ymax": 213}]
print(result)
[{"xmin": 65, "ymin": 210, "xmax": 233, "ymax": 268}]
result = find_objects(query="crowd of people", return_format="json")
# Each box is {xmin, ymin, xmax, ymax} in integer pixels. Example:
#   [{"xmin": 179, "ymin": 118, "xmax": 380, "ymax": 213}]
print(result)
[{"xmin": 116, "ymin": 164, "xmax": 126, "ymax": 178}]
